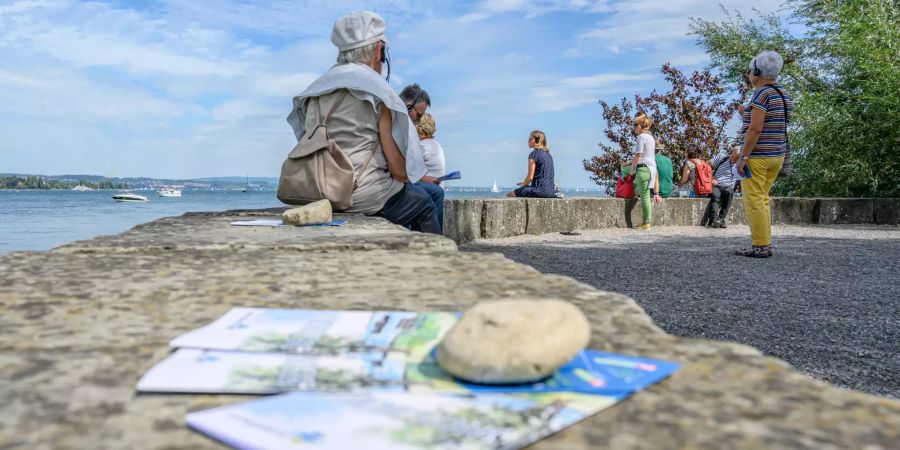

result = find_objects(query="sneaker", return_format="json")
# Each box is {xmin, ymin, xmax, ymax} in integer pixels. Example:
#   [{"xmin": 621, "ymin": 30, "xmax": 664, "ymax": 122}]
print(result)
[
  {"xmin": 636, "ymin": 223, "xmax": 652, "ymax": 230},
  {"xmin": 717, "ymin": 220, "xmax": 728, "ymax": 229}
]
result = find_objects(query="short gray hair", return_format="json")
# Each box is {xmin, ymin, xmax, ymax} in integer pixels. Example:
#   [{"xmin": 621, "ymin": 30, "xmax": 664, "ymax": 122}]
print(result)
[
  {"xmin": 749, "ymin": 50, "xmax": 784, "ymax": 79},
  {"xmin": 337, "ymin": 42, "xmax": 378, "ymax": 65}
]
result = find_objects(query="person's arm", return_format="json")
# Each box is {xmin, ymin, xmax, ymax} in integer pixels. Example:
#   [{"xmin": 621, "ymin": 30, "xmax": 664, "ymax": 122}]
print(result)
[
  {"xmin": 378, "ymin": 105, "xmax": 409, "ymax": 182},
  {"xmin": 737, "ymin": 94, "xmax": 767, "ymax": 173},
  {"xmin": 677, "ymin": 163, "xmax": 690, "ymax": 185},
  {"xmin": 518, "ymin": 159, "xmax": 536, "ymax": 186},
  {"xmin": 653, "ymin": 169, "xmax": 661, "ymax": 203},
  {"xmin": 629, "ymin": 136, "xmax": 643, "ymax": 177}
]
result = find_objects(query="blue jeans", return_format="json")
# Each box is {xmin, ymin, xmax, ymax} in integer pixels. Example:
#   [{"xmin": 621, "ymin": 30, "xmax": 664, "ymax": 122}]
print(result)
[
  {"xmin": 379, "ymin": 183, "xmax": 441, "ymax": 234},
  {"xmin": 415, "ymin": 181, "xmax": 445, "ymax": 232}
]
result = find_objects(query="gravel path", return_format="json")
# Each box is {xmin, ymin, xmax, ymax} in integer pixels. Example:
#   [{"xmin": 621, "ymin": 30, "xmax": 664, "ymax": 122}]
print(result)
[{"xmin": 461, "ymin": 224, "xmax": 900, "ymax": 399}]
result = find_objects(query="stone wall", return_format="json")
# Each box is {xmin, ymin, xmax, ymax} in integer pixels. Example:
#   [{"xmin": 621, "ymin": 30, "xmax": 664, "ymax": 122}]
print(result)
[
  {"xmin": 2, "ymin": 209, "xmax": 898, "ymax": 449},
  {"xmin": 444, "ymin": 197, "xmax": 900, "ymax": 244}
]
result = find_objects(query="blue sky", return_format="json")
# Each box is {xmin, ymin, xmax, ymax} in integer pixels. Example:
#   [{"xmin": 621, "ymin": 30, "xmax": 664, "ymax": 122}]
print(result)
[{"xmin": 0, "ymin": 0, "xmax": 786, "ymax": 188}]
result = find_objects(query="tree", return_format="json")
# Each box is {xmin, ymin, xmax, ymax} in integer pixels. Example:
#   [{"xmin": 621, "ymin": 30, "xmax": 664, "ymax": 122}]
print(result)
[
  {"xmin": 583, "ymin": 64, "xmax": 740, "ymax": 194},
  {"xmin": 691, "ymin": 1, "xmax": 900, "ymax": 197}
]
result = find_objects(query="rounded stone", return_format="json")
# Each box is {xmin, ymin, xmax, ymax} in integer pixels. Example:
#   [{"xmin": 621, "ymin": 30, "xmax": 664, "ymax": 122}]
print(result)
[
  {"xmin": 282, "ymin": 199, "xmax": 332, "ymax": 226},
  {"xmin": 436, "ymin": 299, "xmax": 591, "ymax": 384}
]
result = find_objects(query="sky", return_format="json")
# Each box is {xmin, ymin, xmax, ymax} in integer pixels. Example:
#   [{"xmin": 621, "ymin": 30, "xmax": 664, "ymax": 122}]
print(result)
[{"xmin": 0, "ymin": 0, "xmax": 787, "ymax": 188}]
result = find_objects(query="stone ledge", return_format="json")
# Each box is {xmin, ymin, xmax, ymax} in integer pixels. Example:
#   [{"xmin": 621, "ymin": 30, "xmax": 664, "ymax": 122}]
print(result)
[
  {"xmin": 445, "ymin": 197, "xmax": 899, "ymax": 244},
  {"xmin": 1, "ymin": 211, "xmax": 898, "ymax": 449}
]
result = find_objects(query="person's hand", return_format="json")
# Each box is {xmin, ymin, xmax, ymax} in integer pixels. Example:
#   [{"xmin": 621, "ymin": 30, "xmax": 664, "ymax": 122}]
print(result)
[
  {"xmin": 516, "ymin": 182, "xmax": 524, "ymax": 187},
  {"xmin": 653, "ymin": 194, "xmax": 662, "ymax": 204},
  {"xmin": 735, "ymin": 159, "xmax": 746, "ymax": 177}
]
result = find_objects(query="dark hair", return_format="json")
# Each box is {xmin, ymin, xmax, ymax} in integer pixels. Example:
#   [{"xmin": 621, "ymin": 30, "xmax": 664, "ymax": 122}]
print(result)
[
  {"xmin": 686, "ymin": 148, "xmax": 701, "ymax": 159},
  {"xmin": 399, "ymin": 83, "xmax": 431, "ymax": 107}
]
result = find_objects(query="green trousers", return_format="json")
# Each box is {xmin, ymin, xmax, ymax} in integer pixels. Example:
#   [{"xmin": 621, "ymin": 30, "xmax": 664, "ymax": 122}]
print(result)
[{"xmin": 635, "ymin": 166, "xmax": 652, "ymax": 224}]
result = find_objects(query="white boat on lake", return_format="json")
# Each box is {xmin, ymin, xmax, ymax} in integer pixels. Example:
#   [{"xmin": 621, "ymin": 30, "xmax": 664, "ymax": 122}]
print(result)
[
  {"xmin": 158, "ymin": 188, "xmax": 182, "ymax": 197},
  {"xmin": 491, "ymin": 181, "xmax": 500, "ymax": 193},
  {"xmin": 71, "ymin": 185, "xmax": 93, "ymax": 191},
  {"xmin": 112, "ymin": 192, "xmax": 149, "ymax": 202}
]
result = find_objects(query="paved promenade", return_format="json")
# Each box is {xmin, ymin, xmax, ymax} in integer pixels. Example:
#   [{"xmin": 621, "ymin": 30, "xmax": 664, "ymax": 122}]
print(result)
[{"xmin": 463, "ymin": 224, "xmax": 900, "ymax": 399}]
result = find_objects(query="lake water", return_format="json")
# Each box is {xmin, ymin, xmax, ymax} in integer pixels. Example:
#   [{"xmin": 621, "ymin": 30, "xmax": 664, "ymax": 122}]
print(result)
[{"xmin": 0, "ymin": 189, "xmax": 604, "ymax": 254}]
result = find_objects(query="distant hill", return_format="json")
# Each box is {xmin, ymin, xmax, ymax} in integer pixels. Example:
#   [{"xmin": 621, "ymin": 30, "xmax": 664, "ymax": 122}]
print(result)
[{"xmin": 0, "ymin": 173, "xmax": 280, "ymax": 190}]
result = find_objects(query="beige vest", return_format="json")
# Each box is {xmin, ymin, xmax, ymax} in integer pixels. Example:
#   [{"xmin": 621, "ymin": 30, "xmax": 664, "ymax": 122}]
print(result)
[{"xmin": 304, "ymin": 90, "xmax": 403, "ymax": 214}]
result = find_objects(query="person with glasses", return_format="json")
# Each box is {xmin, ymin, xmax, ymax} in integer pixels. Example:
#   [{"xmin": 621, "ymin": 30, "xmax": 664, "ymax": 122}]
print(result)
[
  {"xmin": 284, "ymin": 12, "xmax": 439, "ymax": 234},
  {"xmin": 399, "ymin": 84, "xmax": 445, "ymax": 233},
  {"xmin": 507, "ymin": 130, "xmax": 556, "ymax": 198}
]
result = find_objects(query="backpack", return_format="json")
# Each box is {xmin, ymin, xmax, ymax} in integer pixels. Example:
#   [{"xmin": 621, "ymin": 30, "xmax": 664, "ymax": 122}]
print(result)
[
  {"xmin": 691, "ymin": 159, "xmax": 713, "ymax": 195},
  {"xmin": 277, "ymin": 91, "xmax": 376, "ymax": 211}
]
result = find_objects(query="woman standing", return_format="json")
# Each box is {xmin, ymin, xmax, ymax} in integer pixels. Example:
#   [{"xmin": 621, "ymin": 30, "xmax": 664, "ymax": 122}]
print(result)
[
  {"xmin": 508, "ymin": 130, "xmax": 556, "ymax": 198},
  {"xmin": 628, "ymin": 114, "xmax": 657, "ymax": 229},
  {"xmin": 735, "ymin": 50, "xmax": 792, "ymax": 258}
]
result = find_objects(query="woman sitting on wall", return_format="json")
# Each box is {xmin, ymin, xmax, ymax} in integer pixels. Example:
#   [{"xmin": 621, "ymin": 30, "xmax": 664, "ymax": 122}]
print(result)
[{"xmin": 507, "ymin": 130, "xmax": 556, "ymax": 198}]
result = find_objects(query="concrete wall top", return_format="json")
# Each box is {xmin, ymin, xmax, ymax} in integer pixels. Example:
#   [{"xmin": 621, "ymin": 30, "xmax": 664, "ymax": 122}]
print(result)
[{"xmin": 2, "ymin": 209, "xmax": 898, "ymax": 449}]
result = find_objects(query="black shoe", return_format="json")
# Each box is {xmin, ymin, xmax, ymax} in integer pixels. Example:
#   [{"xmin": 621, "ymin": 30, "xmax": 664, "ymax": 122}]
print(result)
[
  {"xmin": 735, "ymin": 246, "xmax": 771, "ymax": 258},
  {"xmin": 718, "ymin": 220, "xmax": 728, "ymax": 229}
]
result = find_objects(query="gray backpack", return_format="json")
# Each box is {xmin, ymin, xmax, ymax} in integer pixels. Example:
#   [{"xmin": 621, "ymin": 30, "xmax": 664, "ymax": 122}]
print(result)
[{"xmin": 277, "ymin": 91, "xmax": 375, "ymax": 210}]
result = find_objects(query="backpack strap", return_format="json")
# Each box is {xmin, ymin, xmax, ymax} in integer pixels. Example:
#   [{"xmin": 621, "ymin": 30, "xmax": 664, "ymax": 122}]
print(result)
[
  {"xmin": 765, "ymin": 84, "xmax": 791, "ymax": 151},
  {"xmin": 309, "ymin": 90, "xmax": 351, "ymax": 139}
]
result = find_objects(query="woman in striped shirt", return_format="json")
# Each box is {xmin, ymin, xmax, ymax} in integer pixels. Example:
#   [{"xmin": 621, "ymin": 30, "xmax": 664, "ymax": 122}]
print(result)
[{"xmin": 735, "ymin": 50, "xmax": 793, "ymax": 258}]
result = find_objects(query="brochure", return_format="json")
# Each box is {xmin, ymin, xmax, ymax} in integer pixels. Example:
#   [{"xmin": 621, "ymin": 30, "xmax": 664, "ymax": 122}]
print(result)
[
  {"xmin": 438, "ymin": 171, "xmax": 461, "ymax": 181},
  {"xmin": 138, "ymin": 349, "xmax": 407, "ymax": 394},
  {"xmin": 230, "ymin": 219, "xmax": 348, "ymax": 227},
  {"xmin": 186, "ymin": 390, "xmax": 620, "ymax": 450},
  {"xmin": 731, "ymin": 164, "xmax": 752, "ymax": 180},
  {"xmin": 410, "ymin": 350, "xmax": 679, "ymax": 396},
  {"xmin": 170, "ymin": 308, "xmax": 458, "ymax": 361},
  {"xmin": 139, "ymin": 348, "xmax": 678, "ymax": 396}
]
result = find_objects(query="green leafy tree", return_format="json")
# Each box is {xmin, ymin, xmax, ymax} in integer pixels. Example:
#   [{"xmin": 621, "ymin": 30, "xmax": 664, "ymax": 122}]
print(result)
[{"xmin": 691, "ymin": 1, "xmax": 900, "ymax": 197}]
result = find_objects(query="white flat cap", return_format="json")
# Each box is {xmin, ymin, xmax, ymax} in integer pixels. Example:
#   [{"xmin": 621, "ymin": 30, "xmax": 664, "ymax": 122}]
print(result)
[{"xmin": 331, "ymin": 11, "xmax": 388, "ymax": 52}]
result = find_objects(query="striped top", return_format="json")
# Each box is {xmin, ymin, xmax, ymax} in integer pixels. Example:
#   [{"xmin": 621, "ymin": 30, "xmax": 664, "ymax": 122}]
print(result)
[
  {"xmin": 710, "ymin": 154, "xmax": 734, "ymax": 188},
  {"xmin": 739, "ymin": 84, "xmax": 793, "ymax": 158}
]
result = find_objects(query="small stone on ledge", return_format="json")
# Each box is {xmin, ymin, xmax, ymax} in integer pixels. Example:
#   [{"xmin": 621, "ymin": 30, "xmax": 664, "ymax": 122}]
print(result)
[{"xmin": 282, "ymin": 199, "xmax": 332, "ymax": 226}]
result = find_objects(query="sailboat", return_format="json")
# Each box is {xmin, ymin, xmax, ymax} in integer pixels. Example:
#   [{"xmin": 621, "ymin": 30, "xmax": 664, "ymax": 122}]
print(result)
[
  {"xmin": 491, "ymin": 181, "xmax": 500, "ymax": 193},
  {"xmin": 242, "ymin": 174, "xmax": 249, "ymax": 193}
]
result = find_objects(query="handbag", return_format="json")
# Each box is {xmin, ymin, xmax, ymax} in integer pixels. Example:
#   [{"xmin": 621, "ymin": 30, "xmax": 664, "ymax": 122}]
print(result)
[
  {"xmin": 615, "ymin": 175, "xmax": 635, "ymax": 199},
  {"xmin": 766, "ymin": 84, "xmax": 792, "ymax": 176},
  {"xmin": 277, "ymin": 91, "xmax": 377, "ymax": 210}
]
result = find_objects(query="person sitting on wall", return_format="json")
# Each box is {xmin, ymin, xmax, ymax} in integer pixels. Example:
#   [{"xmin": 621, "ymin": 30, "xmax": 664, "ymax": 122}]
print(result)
[
  {"xmin": 415, "ymin": 113, "xmax": 446, "ymax": 228},
  {"xmin": 285, "ymin": 11, "xmax": 439, "ymax": 234},
  {"xmin": 676, "ymin": 148, "xmax": 703, "ymax": 198},
  {"xmin": 507, "ymin": 130, "xmax": 557, "ymax": 198},
  {"xmin": 701, "ymin": 146, "xmax": 741, "ymax": 228},
  {"xmin": 399, "ymin": 84, "xmax": 444, "ymax": 233},
  {"xmin": 654, "ymin": 138, "xmax": 674, "ymax": 200}
]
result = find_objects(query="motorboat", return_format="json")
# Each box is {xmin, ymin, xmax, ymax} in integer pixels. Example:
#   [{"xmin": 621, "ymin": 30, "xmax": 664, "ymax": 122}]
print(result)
[
  {"xmin": 112, "ymin": 192, "xmax": 149, "ymax": 202},
  {"xmin": 71, "ymin": 185, "xmax": 93, "ymax": 191},
  {"xmin": 490, "ymin": 181, "xmax": 500, "ymax": 193},
  {"xmin": 158, "ymin": 188, "xmax": 182, "ymax": 197}
]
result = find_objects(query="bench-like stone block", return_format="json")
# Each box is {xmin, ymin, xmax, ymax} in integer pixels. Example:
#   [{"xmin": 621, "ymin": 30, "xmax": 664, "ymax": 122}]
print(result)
[
  {"xmin": 525, "ymin": 198, "xmax": 574, "ymax": 234},
  {"xmin": 771, "ymin": 197, "xmax": 817, "ymax": 224},
  {"xmin": 481, "ymin": 199, "xmax": 527, "ymax": 239},
  {"xmin": 818, "ymin": 198, "xmax": 874, "ymax": 224},
  {"xmin": 568, "ymin": 198, "xmax": 618, "ymax": 230},
  {"xmin": 874, "ymin": 199, "xmax": 900, "ymax": 225},
  {"xmin": 444, "ymin": 199, "xmax": 483, "ymax": 244}
]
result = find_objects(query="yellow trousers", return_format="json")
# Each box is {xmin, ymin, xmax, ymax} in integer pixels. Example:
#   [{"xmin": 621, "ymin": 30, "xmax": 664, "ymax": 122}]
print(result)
[{"xmin": 742, "ymin": 157, "xmax": 783, "ymax": 246}]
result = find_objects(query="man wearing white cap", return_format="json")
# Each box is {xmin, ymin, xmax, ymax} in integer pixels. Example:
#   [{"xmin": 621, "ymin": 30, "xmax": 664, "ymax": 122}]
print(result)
[{"xmin": 286, "ymin": 11, "xmax": 439, "ymax": 234}]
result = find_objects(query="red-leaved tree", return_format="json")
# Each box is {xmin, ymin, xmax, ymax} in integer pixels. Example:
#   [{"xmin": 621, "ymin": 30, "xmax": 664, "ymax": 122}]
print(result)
[{"xmin": 583, "ymin": 63, "xmax": 741, "ymax": 193}]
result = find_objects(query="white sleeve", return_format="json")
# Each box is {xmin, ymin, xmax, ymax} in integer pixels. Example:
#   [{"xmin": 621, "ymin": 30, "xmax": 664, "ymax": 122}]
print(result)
[{"xmin": 634, "ymin": 135, "xmax": 644, "ymax": 157}]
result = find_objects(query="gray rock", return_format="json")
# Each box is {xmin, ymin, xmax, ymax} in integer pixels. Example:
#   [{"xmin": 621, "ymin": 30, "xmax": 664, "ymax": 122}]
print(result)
[
  {"xmin": 436, "ymin": 299, "xmax": 591, "ymax": 384},
  {"xmin": 282, "ymin": 199, "xmax": 332, "ymax": 226}
]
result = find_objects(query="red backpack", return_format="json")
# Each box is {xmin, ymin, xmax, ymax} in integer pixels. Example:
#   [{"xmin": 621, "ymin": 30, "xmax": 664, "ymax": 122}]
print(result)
[{"xmin": 691, "ymin": 159, "xmax": 713, "ymax": 195}]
